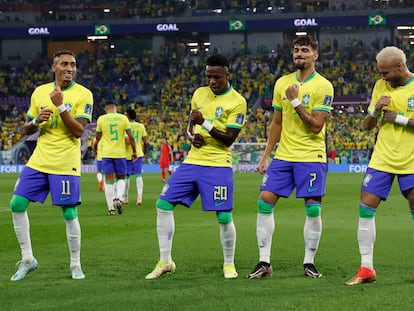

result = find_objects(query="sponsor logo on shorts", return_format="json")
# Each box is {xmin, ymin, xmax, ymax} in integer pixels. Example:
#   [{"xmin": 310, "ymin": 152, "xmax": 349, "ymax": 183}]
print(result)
[
  {"xmin": 215, "ymin": 201, "xmax": 225, "ymax": 207},
  {"xmin": 307, "ymin": 187, "xmax": 318, "ymax": 193},
  {"xmin": 60, "ymin": 197, "xmax": 70, "ymax": 201}
]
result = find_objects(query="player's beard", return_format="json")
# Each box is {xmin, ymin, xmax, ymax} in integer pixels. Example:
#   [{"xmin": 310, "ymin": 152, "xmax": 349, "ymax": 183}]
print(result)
[{"xmin": 389, "ymin": 77, "xmax": 402, "ymax": 88}]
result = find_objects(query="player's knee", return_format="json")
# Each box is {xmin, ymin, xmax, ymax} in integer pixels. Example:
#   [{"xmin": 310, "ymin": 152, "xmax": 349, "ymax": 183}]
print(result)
[
  {"xmin": 156, "ymin": 199, "xmax": 175, "ymax": 211},
  {"xmin": 305, "ymin": 203, "xmax": 321, "ymax": 217},
  {"xmin": 10, "ymin": 195, "xmax": 29, "ymax": 213},
  {"xmin": 258, "ymin": 199, "xmax": 274, "ymax": 214},
  {"xmin": 216, "ymin": 211, "xmax": 233, "ymax": 224},
  {"xmin": 62, "ymin": 206, "xmax": 78, "ymax": 221},
  {"xmin": 359, "ymin": 203, "xmax": 376, "ymax": 218}
]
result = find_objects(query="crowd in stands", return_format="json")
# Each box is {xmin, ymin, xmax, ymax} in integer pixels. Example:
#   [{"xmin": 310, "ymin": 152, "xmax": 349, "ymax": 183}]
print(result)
[
  {"xmin": 1, "ymin": 0, "xmax": 413, "ymax": 24},
  {"xmin": 2, "ymin": 34, "xmax": 414, "ymax": 164}
]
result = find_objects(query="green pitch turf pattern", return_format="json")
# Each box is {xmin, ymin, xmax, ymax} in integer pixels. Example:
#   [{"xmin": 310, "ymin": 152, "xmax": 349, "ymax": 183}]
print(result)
[{"xmin": 0, "ymin": 172, "xmax": 413, "ymax": 311}]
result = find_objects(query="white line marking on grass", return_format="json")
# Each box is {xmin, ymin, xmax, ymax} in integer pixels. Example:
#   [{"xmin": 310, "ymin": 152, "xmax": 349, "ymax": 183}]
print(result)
[{"xmin": 0, "ymin": 207, "xmax": 10, "ymax": 212}]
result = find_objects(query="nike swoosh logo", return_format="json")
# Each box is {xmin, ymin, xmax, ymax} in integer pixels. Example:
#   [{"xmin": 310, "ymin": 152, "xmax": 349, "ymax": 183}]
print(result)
[
  {"xmin": 60, "ymin": 197, "xmax": 70, "ymax": 201},
  {"xmin": 215, "ymin": 201, "xmax": 225, "ymax": 207},
  {"xmin": 307, "ymin": 187, "xmax": 318, "ymax": 193}
]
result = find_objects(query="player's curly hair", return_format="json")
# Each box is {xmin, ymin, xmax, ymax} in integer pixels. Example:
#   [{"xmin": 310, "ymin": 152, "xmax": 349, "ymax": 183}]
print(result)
[{"xmin": 293, "ymin": 34, "xmax": 319, "ymax": 51}]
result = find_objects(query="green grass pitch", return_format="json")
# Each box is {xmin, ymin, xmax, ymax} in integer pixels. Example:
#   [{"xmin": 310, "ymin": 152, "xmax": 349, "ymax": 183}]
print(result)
[{"xmin": 0, "ymin": 172, "xmax": 413, "ymax": 310}]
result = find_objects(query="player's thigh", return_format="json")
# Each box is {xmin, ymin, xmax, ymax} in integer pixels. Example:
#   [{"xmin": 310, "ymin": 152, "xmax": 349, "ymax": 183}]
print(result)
[
  {"xmin": 361, "ymin": 168, "xmax": 394, "ymax": 200},
  {"xmin": 294, "ymin": 162, "xmax": 327, "ymax": 198},
  {"xmin": 13, "ymin": 166, "xmax": 49, "ymax": 203},
  {"xmin": 397, "ymin": 173, "xmax": 414, "ymax": 198},
  {"xmin": 132, "ymin": 157, "xmax": 143, "ymax": 175},
  {"xmin": 198, "ymin": 166, "xmax": 233, "ymax": 211},
  {"xmin": 48, "ymin": 174, "xmax": 81, "ymax": 206},
  {"xmin": 260, "ymin": 159, "xmax": 294, "ymax": 198},
  {"xmin": 159, "ymin": 164, "xmax": 198, "ymax": 206}
]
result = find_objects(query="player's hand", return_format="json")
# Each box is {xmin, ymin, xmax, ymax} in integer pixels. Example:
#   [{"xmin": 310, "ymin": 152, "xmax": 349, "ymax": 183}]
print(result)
[
  {"xmin": 36, "ymin": 107, "xmax": 53, "ymax": 124},
  {"xmin": 191, "ymin": 133, "xmax": 204, "ymax": 148},
  {"xmin": 190, "ymin": 109, "xmax": 204, "ymax": 125},
  {"xmin": 374, "ymin": 96, "xmax": 391, "ymax": 111},
  {"xmin": 285, "ymin": 84, "xmax": 299, "ymax": 101},
  {"xmin": 132, "ymin": 152, "xmax": 138, "ymax": 162},
  {"xmin": 50, "ymin": 85, "xmax": 64, "ymax": 107},
  {"xmin": 382, "ymin": 110, "xmax": 397, "ymax": 123},
  {"xmin": 257, "ymin": 157, "xmax": 269, "ymax": 174}
]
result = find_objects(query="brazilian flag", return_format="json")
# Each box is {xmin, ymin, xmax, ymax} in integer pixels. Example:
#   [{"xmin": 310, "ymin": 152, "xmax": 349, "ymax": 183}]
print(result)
[
  {"xmin": 229, "ymin": 20, "xmax": 245, "ymax": 31},
  {"xmin": 95, "ymin": 24, "xmax": 111, "ymax": 35},
  {"xmin": 368, "ymin": 15, "xmax": 386, "ymax": 25}
]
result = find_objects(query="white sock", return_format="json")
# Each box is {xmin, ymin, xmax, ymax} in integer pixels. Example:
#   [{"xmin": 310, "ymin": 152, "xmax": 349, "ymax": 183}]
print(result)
[
  {"xmin": 97, "ymin": 172, "xmax": 102, "ymax": 182},
  {"xmin": 136, "ymin": 176, "xmax": 143, "ymax": 202},
  {"xmin": 123, "ymin": 176, "xmax": 130, "ymax": 201},
  {"xmin": 65, "ymin": 218, "xmax": 81, "ymax": 268},
  {"xmin": 303, "ymin": 216, "xmax": 322, "ymax": 264},
  {"xmin": 220, "ymin": 221, "xmax": 236, "ymax": 265},
  {"xmin": 257, "ymin": 213, "xmax": 275, "ymax": 263},
  {"xmin": 12, "ymin": 211, "xmax": 33, "ymax": 263},
  {"xmin": 116, "ymin": 179, "xmax": 125, "ymax": 201},
  {"xmin": 105, "ymin": 183, "xmax": 115, "ymax": 211},
  {"xmin": 358, "ymin": 217, "xmax": 376, "ymax": 269},
  {"xmin": 156, "ymin": 208, "xmax": 174, "ymax": 262}
]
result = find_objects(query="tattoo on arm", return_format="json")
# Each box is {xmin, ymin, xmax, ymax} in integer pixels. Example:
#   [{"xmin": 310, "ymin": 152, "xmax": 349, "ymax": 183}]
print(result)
[{"xmin": 295, "ymin": 106, "xmax": 313, "ymax": 129}]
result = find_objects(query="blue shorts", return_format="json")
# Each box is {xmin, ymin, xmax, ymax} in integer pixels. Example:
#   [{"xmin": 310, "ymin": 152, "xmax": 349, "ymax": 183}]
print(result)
[
  {"xmin": 96, "ymin": 160, "xmax": 102, "ymax": 173},
  {"xmin": 261, "ymin": 159, "xmax": 327, "ymax": 198},
  {"xmin": 159, "ymin": 164, "xmax": 234, "ymax": 211},
  {"xmin": 362, "ymin": 167, "xmax": 414, "ymax": 200},
  {"xmin": 13, "ymin": 166, "xmax": 81, "ymax": 206},
  {"xmin": 102, "ymin": 157, "xmax": 127, "ymax": 175},
  {"xmin": 127, "ymin": 157, "xmax": 143, "ymax": 175}
]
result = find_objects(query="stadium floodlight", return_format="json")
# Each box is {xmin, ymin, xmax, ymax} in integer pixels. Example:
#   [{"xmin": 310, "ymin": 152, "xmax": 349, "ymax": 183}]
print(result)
[
  {"xmin": 87, "ymin": 35, "xmax": 108, "ymax": 40},
  {"xmin": 187, "ymin": 42, "xmax": 198, "ymax": 47},
  {"xmin": 296, "ymin": 31, "xmax": 307, "ymax": 36},
  {"xmin": 104, "ymin": 8, "xmax": 110, "ymax": 13},
  {"xmin": 203, "ymin": 42, "xmax": 211, "ymax": 46}
]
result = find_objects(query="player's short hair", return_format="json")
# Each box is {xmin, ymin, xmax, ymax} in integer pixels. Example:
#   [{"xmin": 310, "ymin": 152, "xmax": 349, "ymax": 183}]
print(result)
[
  {"xmin": 126, "ymin": 109, "xmax": 136, "ymax": 120},
  {"xmin": 206, "ymin": 54, "xmax": 230, "ymax": 71},
  {"xmin": 104, "ymin": 100, "xmax": 117, "ymax": 106},
  {"xmin": 376, "ymin": 46, "xmax": 406, "ymax": 64},
  {"xmin": 53, "ymin": 49, "xmax": 76, "ymax": 62},
  {"xmin": 293, "ymin": 34, "xmax": 319, "ymax": 51}
]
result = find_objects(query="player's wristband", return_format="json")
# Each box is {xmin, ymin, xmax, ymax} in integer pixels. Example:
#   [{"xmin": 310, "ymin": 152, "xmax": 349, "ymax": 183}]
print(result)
[
  {"xmin": 290, "ymin": 98, "xmax": 300, "ymax": 108},
  {"xmin": 202, "ymin": 120, "xmax": 213, "ymax": 132},
  {"xmin": 31, "ymin": 118, "xmax": 39, "ymax": 126},
  {"xmin": 369, "ymin": 109, "xmax": 381, "ymax": 118},
  {"xmin": 57, "ymin": 105, "xmax": 67, "ymax": 113},
  {"xmin": 395, "ymin": 115, "xmax": 409, "ymax": 126}
]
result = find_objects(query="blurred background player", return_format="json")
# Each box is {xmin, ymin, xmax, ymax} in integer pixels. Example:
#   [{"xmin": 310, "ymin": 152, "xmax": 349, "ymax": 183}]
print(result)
[
  {"xmin": 123, "ymin": 109, "xmax": 148, "ymax": 205},
  {"xmin": 346, "ymin": 46, "xmax": 414, "ymax": 285},
  {"xmin": 159, "ymin": 136, "xmax": 173, "ymax": 182},
  {"xmin": 9, "ymin": 49, "xmax": 92, "ymax": 281},
  {"xmin": 146, "ymin": 54, "xmax": 247, "ymax": 280},
  {"xmin": 94, "ymin": 137, "xmax": 104, "ymax": 191},
  {"xmin": 247, "ymin": 35, "xmax": 334, "ymax": 279},
  {"xmin": 93, "ymin": 101, "xmax": 137, "ymax": 215}
]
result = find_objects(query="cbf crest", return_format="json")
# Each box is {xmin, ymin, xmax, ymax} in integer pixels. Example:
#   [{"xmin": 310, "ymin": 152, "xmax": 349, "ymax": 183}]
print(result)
[
  {"xmin": 301, "ymin": 95, "xmax": 310, "ymax": 106},
  {"xmin": 215, "ymin": 107, "xmax": 224, "ymax": 118},
  {"xmin": 408, "ymin": 97, "xmax": 414, "ymax": 112}
]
